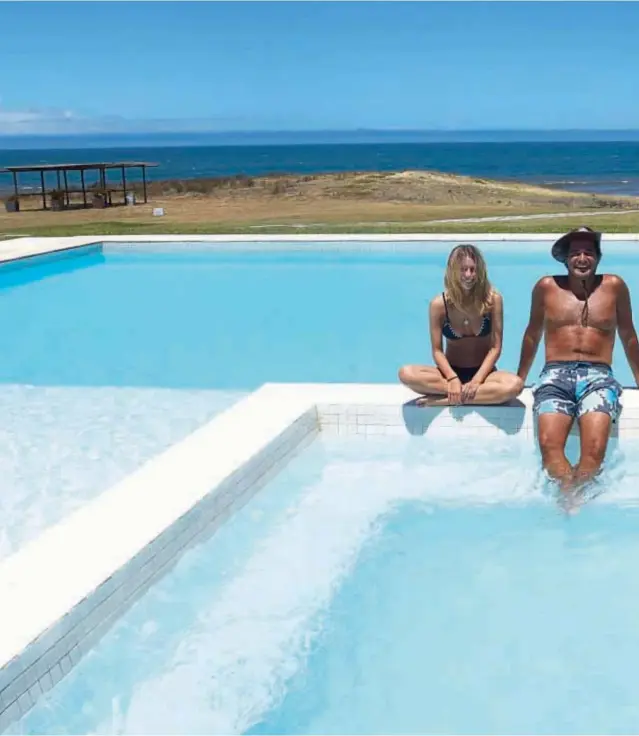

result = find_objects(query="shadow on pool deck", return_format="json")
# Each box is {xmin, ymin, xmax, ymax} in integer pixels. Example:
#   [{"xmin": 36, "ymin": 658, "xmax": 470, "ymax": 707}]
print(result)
[{"xmin": 401, "ymin": 398, "xmax": 527, "ymax": 436}]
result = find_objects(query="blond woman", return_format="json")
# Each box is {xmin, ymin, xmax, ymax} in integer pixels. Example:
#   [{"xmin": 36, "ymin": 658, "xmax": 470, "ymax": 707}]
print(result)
[{"xmin": 399, "ymin": 244, "xmax": 523, "ymax": 406}]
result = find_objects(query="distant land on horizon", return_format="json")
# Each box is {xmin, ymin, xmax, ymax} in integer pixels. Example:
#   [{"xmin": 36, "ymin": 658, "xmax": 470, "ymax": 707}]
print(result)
[{"xmin": 3, "ymin": 128, "xmax": 639, "ymax": 151}]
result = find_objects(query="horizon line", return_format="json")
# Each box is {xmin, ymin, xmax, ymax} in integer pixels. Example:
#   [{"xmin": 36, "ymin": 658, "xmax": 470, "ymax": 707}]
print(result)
[{"xmin": 2, "ymin": 127, "xmax": 639, "ymax": 138}]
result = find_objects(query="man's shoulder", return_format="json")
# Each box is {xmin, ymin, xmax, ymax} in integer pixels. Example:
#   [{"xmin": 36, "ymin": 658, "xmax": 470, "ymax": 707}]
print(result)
[
  {"xmin": 601, "ymin": 273, "xmax": 627, "ymax": 289},
  {"xmin": 534, "ymin": 275, "xmax": 560, "ymax": 291}
]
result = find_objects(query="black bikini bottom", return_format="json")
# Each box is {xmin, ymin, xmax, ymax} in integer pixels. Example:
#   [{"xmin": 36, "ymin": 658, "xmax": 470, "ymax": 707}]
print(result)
[{"xmin": 450, "ymin": 365, "xmax": 496, "ymax": 383}]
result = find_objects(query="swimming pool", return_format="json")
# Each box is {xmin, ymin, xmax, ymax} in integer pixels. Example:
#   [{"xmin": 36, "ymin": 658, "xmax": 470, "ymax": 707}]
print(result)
[
  {"xmin": 3, "ymin": 237, "xmax": 639, "ymax": 733},
  {"xmin": 3, "ymin": 238, "xmax": 639, "ymax": 389},
  {"xmin": 9, "ymin": 428, "xmax": 639, "ymax": 735}
]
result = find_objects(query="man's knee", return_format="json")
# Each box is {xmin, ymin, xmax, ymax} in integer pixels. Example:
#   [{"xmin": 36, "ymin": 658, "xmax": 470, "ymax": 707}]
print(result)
[{"xmin": 538, "ymin": 427, "xmax": 566, "ymax": 454}]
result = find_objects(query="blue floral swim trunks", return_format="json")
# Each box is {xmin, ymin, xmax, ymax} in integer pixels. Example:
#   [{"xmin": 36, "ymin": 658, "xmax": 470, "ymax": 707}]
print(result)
[{"xmin": 532, "ymin": 361, "xmax": 623, "ymax": 421}]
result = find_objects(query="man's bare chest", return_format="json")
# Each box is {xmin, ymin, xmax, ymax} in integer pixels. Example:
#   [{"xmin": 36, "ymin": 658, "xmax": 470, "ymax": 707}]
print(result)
[{"xmin": 547, "ymin": 287, "xmax": 617, "ymax": 332}]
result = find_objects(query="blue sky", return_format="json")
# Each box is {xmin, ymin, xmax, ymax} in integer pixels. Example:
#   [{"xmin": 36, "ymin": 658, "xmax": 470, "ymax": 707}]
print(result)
[{"xmin": 1, "ymin": 1, "xmax": 638, "ymax": 134}]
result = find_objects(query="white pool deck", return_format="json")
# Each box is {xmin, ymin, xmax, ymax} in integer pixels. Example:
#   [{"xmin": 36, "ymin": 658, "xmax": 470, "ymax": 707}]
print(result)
[
  {"xmin": 1, "ymin": 233, "xmax": 639, "ymax": 728},
  {"xmin": 2, "ymin": 230, "xmax": 639, "ymax": 266}
]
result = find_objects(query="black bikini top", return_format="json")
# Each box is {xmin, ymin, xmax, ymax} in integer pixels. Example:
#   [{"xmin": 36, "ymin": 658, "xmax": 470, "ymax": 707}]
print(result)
[{"xmin": 441, "ymin": 293, "xmax": 492, "ymax": 340}]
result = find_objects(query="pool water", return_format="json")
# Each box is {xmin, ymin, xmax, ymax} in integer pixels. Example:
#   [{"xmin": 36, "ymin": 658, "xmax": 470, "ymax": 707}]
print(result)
[
  {"xmin": 10, "ymin": 432, "xmax": 639, "ymax": 735},
  {"xmin": 2, "ymin": 241, "xmax": 639, "ymax": 389},
  {"xmin": 0, "ymin": 385, "xmax": 245, "ymax": 559},
  {"xmin": 252, "ymin": 501, "xmax": 639, "ymax": 736}
]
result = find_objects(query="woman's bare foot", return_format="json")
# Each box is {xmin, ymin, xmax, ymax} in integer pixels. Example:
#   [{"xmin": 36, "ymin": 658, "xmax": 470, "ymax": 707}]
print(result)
[{"xmin": 415, "ymin": 394, "xmax": 450, "ymax": 407}]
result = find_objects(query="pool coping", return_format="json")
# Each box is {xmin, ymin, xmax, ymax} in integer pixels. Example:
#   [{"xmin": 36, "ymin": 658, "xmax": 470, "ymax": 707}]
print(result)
[
  {"xmin": 1, "ymin": 231, "xmax": 639, "ymax": 266},
  {"xmin": 2, "ymin": 381, "xmax": 639, "ymax": 728}
]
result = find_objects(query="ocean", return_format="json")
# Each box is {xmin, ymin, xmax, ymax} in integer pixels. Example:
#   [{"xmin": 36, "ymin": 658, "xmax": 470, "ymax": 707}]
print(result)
[{"xmin": 2, "ymin": 132, "xmax": 639, "ymax": 196}]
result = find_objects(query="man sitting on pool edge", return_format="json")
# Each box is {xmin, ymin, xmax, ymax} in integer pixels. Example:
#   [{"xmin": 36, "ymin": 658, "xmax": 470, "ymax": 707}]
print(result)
[{"xmin": 517, "ymin": 226, "xmax": 639, "ymax": 493}]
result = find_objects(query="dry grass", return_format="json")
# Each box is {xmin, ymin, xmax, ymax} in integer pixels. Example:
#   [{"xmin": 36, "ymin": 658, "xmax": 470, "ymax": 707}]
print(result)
[{"xmin": 2, "ymin": 170, "xmax": 638, "ymax": 237}]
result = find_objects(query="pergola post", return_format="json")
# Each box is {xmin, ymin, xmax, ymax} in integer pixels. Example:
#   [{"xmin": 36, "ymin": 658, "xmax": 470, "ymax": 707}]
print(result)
[
  {"xmin": 121, "ymin": 166, "xmax": 127, "ymax": 205},
  {"xmin": 63, "ymin": 170, "xmax": 70, "ymax": 206},
  {"xmin": 99, "ymin": 166, "xmax": 109, "ymax": 205},
  {"xmin": 142, "ymin": 165, "xmax": 148, "ymax": 203},
  {"xmin": 12, "ymin": 172, "xmax": 18, "ymax": 202},
  {"xmin": 40, "ymin": 171, "xmax": 47, "ymax": 210},
  {"xmin": 80, "ymin": 169, "xmax": 87, "ymax": 207}
]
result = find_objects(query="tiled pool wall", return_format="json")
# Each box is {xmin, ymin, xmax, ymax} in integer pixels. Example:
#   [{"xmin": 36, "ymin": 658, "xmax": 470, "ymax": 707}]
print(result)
[
  {"xmin": 318, "ymin": 394, "xmax": 639, "ymax": 439},
  {"xmin": 1, "ymin": 233, "xmax": 639, "ymax": 729},
  {"xmin": 319, "ymin": 399, "xmax": 527, "ymax": 437}
]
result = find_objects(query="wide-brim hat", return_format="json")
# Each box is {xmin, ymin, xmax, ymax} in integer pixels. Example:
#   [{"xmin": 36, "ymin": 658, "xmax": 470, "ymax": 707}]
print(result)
[{"xmin": 551, "ymin": 226, "xmax": 602, "ymax": 264}]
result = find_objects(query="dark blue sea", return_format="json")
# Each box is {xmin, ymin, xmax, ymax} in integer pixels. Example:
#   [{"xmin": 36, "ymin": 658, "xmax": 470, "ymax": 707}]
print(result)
[{"xmin": 2, "ymin": 131, "xmax": 639, "ymax": 196}]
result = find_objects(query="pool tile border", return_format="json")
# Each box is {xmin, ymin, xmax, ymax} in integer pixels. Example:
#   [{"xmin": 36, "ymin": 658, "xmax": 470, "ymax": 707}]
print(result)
[{"xmin": 2, "ymin": 381, "xmax": 639, "ymax": 727}]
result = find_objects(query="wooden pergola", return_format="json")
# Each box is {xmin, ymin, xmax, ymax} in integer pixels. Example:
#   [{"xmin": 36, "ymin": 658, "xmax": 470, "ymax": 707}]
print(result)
[{"xmin": 0, "ymin": 161, "xmax": 158, "ymax": 211}]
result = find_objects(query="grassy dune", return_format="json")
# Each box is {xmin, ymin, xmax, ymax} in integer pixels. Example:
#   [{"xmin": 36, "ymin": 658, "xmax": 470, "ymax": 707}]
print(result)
[{"xmin": 2, "ymin": 169, "xmax": 638, "ymax": 237}]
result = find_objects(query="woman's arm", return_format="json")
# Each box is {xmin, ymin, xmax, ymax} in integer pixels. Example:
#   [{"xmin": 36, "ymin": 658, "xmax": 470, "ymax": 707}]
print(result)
[
  {"xmin": 470, "ymin": 291, "xmax": 503, "ymax": 384},
  {"xmin": 429, "ymin": 297, "xmax": 458, "ymax": 381}
]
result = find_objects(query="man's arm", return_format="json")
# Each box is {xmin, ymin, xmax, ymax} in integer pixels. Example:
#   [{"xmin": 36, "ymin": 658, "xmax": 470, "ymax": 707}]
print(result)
[
  {"xmin": 615, "ymin": 276, "xmax": 639, "ymax": 386},
  {"xmin": 517, "ymin": 278, "xmax": 547, "ymax": 384}
]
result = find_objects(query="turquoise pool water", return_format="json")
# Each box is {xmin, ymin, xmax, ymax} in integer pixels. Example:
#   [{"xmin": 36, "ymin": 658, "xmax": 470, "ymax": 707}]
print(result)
[
  {"xmin": 0, "ymin": 385, "xmax": 245, "ymax": 559},
  {"xmin": 2, "ymin": 240, "xmax": 639, "ymax": 389},
  {"xmin": 9, "ymin": 432, "xmax": 639, "ymax": 735}
]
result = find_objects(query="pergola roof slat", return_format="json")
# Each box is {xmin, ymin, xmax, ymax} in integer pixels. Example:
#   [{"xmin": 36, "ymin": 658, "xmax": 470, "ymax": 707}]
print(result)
[{"xmin": 0, "ymin": 161, "xmax": 158, "ymax": 173}]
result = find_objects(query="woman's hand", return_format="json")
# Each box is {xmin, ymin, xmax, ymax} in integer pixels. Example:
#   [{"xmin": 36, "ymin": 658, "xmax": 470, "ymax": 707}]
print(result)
[
  {"xmin": 447, "ymin": 377, "xmax": 462, "ymax": 405},
  {"xmin": 461, "ymin": 379, "xmax": 482, "ymax": 403}
]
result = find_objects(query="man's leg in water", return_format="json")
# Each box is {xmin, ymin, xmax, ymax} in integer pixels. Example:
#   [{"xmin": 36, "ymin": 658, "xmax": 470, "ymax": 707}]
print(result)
[
  {"xmin": 532, "ymin": 363, "xmax": 579, "ymax": 490},
  {"xmin": 571, "ymin": 368, "xmax": 622, "ymax": 488},
  {"xmin": 537, "ymin": 413, "xmax": 575, "ymax": 490},
  {"xmin": 573, "ymin": 412, "xmax": 612, "ymax": 487}
]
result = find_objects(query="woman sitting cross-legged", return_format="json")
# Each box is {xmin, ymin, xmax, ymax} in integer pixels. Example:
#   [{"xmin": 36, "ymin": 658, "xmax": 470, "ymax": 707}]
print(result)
[{"xmin": 399, "ymin": 243, "xmax": 523, "ymax": 406}]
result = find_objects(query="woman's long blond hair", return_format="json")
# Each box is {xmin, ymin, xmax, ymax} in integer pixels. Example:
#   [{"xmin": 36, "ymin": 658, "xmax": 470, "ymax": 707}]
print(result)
[{"xmin": 443, "ymin": 244, "xmax": 493, "ymax": 315}]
